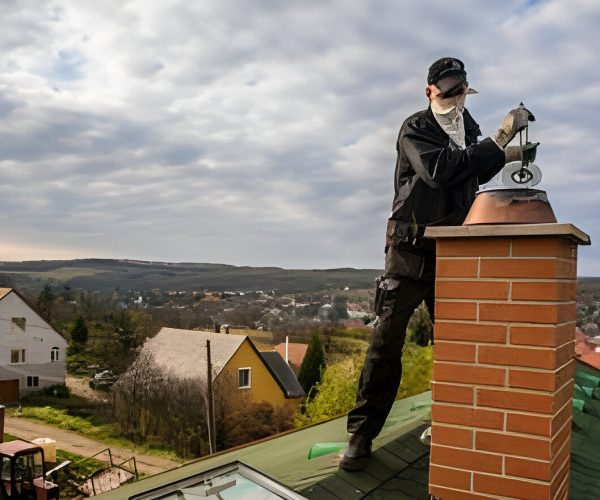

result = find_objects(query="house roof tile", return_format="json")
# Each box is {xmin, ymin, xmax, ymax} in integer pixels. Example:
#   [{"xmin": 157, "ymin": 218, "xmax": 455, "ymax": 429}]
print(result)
[
  {"xmin": 575, "ymin": 327, "xmax": 600, "ymax": 371},
  {"xmin": 143, "ymin": 328, "xmax": 246, "ymax": 380},
  {"xmin": 274, "ymin": 342, "xmax": 308, "ymax": 371}
]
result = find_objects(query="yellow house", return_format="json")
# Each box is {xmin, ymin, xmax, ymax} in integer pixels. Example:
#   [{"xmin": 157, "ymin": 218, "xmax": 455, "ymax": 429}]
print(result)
[{"xmin": 143, "ymin": 328, "xmax": 304, "ymax": 409}]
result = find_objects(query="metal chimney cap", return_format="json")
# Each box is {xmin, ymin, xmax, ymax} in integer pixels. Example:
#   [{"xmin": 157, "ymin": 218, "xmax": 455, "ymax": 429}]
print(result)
[{"xmin": 463, "ymin": 188, "xmax": 557, "ymax": 226}]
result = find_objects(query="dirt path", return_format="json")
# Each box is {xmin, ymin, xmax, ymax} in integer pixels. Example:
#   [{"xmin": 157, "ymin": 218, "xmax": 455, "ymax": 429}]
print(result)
[
  {"xmin": 66, "ymin": 375, "xmax": 105, "ymax": 402},
  {"xmin": 4, "ymin": 416, "xmax": 181, "ymax": 476}
]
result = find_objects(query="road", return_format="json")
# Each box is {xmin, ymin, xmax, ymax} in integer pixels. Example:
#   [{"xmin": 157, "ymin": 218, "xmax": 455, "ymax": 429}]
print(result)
[{"xmin": 4, "ymin": 415, "xmax": 181, "ymax": 476}]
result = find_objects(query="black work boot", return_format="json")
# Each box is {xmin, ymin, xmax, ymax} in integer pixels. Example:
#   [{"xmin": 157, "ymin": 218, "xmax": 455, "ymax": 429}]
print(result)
[{"xmin": 339, "ymin": 434, "xmax": 372, "ymax": 472}]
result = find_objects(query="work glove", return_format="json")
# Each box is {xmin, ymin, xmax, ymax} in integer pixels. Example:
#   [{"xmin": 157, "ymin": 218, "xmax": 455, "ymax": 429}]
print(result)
[
  {"xmin": 505, "ymin": 146, "xmax": 523, "ymax": 163},
  {"xmin": 505, "ymin": 142, "xmax": 540, "ymax": 163},
  {"xmin": 494, "ymin": 106, "xmax": 535, "ymax": 149}
]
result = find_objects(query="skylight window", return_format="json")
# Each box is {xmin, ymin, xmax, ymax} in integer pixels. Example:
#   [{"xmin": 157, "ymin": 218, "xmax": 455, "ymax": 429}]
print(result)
[{"xmin": 131, "ymin": 461, "xmax": 304, "ymax": 500}]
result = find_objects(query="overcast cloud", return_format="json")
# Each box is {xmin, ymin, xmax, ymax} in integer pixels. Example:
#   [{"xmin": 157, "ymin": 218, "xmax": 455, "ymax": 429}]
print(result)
[{"xmin": 1, "ymin": 0, "xmax": 599, "ymax": 273}]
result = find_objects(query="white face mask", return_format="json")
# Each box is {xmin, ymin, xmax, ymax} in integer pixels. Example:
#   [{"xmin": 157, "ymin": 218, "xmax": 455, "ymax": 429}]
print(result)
[
  {"xmin": 430, "ymin": 76, "xmax": 476, "ymax": 115},
  {"xmin": 431, "ymin": 93, "xmax": 466, "ymax": 115}
]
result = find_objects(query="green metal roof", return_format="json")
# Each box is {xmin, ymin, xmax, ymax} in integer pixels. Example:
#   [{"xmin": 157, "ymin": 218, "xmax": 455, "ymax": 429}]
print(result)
[
  {"xmin": 570, "ymin": 360, "xmax": 600, "ymax": 500},
  {"xmin": 96, "ymin": 391, "xmax": 432, "ymax": 499}
]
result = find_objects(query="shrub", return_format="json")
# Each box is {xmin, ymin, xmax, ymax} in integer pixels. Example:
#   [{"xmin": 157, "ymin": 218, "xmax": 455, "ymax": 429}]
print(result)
[
  {"xmin": 407, "ymin": 302, "xmax": 433, "ymax": 346},
  {"xmin": 296, "ymin": 343, "xmax": 433, "ymax": 427},
  {"xmin": 397, "ymin": 343, "xmax": 433, "ymax": 399},
  {"xmin": 296, "ymin": 356, "xmax": 362, "ymax": 427},
  {"xmin": 41, "ymin": 384, "xmax": 70, "ymax": 399},
  {"xmin": 65, "ymin": 353, "xmax": 97, "ymax": 376},
  {"xmin": 223, "ymin": 401, "xmax": 294, "ymax": 449}
]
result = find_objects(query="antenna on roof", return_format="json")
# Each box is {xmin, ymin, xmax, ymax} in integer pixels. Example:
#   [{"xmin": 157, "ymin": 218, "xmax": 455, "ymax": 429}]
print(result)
[{"xmin": 206, "ymin": 340, "xmax": 217, "ymax": 454}]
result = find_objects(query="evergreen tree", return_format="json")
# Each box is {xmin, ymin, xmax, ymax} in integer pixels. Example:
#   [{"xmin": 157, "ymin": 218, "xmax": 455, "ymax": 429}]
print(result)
[
  {"xmin": 298, "ymin": 334, "xmax": 326, "ymax": 396},
  {"xmin": 71, "ymin": 316, "xmax": 89, "ymax": 344},
  {"xmin": 408, "ymin": 302, "xmax": 433, "ymax": 347},
  {"xmin": 37, "ymin": 283, "xmax": 55, "ymax": 321}
]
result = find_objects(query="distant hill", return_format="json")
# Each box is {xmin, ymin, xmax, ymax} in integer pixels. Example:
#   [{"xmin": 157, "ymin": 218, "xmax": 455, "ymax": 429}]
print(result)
[{"xmin": 0, "ymin": 259, "xmax": 382, "ymax": 294}]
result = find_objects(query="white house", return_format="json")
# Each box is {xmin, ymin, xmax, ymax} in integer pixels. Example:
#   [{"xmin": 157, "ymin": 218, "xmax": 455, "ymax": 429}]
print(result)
[{"xmin": 0, "ymin": 288, "xmax": 67, "ymax": 397}]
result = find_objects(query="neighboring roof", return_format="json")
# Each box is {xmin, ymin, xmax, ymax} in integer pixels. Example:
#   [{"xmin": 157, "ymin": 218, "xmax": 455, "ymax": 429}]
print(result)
[
  {"xmin": 0, "ymin": 288, "xmax": 12, "ymax": 301},
  {"xmin": 145, "ymin": 328, "xmax": 302, "ymax": 400},
  {"xmin": 274, "ymin": 342, "xmax": 308, "ymax": 371},
  {"xmin": 143, "ymin": 328, "xmax": 246, "ymax": 380},
  {"xmin": 575, "ymin": 327, "xmax": 600, "ymax": 370},
  {"xmin": 95, "ymin": 391, "xmax": 433, "ymax": 499},
  {"xmin": 259, "ymin": 351, "xmax": 305, "ymax": 398}
]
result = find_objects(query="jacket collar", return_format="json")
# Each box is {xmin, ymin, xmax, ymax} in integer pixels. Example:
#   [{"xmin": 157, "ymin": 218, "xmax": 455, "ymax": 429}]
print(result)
[{"xmin": 425, "ymin": 106, "xmax": 481, "ymax": 146}]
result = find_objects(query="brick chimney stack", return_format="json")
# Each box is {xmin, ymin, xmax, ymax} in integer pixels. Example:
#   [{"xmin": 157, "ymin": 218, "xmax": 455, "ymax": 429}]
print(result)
[{"xmin": 424, "ymin": 223, "xmax": 590, "ymax": 500}]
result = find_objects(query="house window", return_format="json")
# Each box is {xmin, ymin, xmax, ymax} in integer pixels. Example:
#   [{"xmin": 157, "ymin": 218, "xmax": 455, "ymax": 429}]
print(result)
[
  {"xmin": 51, "ymin": 347, "xmax": 59, "ymax": 362},
  {"xmin": 10, "ymin": 349, "xmax": 25, "ymax": 364},
  {"xmin": 238, "ymin": 368, "xmax": 251, "ymax": 389},
  {"xmin": 11, "ymin": 317, "xmax": 26, "ymax": 333},
  {"xmin": 27, "ymin": 376, "xmax": 39, "ymax": 388}
]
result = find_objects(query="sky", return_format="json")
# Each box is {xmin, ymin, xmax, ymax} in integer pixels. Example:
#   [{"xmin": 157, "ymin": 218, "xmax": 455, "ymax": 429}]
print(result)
[{"xmin": 1, "ymin": 0, "xmax": 599, "ymax": 273}]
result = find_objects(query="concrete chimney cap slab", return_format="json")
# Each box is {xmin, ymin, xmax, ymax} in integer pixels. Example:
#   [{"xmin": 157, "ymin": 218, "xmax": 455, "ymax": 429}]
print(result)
[{"xmin": 424, "ymin": 222, "xmax": 590, "ymax": 245}]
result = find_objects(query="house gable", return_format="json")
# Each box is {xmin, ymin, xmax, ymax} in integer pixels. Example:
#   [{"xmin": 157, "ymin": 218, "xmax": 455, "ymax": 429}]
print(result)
[
  {"xmin": 219, "ymin": 339, "xmax": 290, "ymax": 408},
  {"xmin": 0, "ymin": 289, "xmax": 68, "ymax": 363},
  {"xmin": 0, "ymin": 288, "xmax": 66, "ymax": 340},
  {"xmin": 142, "ymin": 329, "xmax": 302, "ymax": 408},
  {"xmin": 0, "ymin": 288, "xmax": 67, "ymax": 393}
]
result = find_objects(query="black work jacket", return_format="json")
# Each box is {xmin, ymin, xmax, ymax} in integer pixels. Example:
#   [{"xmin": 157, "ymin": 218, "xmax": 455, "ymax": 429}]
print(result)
[{"xmin": 387, "ymin": 106, "xmax": 505, "ymax": 253}]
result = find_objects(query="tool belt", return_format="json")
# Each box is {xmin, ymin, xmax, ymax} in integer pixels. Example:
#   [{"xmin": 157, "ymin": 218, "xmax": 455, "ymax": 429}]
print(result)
[
  {"xmin": 384, "ymin": 219, "xmax": 436, "ymax": 281},
  {"xmin": 386, "ymin": 219, "xmax": 426, "ymax": 248}
]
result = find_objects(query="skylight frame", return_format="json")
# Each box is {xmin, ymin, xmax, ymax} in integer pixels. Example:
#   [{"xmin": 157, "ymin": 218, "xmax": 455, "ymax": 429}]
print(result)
[{"xmin": 129, "ymin": 461, "xmax": 306, "ymax": 500}]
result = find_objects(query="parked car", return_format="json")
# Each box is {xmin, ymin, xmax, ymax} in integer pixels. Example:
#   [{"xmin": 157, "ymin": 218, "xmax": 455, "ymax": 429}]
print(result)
[{"xmin": 89, "ymin": 370, "xmax": 118, "ymax": 389}]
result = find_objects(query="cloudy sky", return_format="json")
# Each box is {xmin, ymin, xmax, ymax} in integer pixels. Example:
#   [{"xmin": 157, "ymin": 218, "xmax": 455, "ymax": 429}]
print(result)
[{"xmin": 1, "ymin": 0, "xmax": 599, "ymax": 273}]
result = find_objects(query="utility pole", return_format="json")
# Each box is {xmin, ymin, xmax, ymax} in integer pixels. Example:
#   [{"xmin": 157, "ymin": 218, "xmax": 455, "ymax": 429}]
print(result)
[{"xmin": 206, "ymin": 340, "xmax": 217, "ymax": 454}]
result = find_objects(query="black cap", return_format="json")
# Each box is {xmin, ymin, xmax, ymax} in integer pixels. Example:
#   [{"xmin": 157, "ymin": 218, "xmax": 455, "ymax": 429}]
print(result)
[{"xmin": 427, "ymin": 57, "xmax": 466, "ymax": 85}]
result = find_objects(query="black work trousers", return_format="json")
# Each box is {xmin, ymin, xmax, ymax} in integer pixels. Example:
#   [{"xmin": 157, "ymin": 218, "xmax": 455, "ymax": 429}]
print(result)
[{"xmin": 347, "ymin": 246, "xmax": 434, "ymax": 439}]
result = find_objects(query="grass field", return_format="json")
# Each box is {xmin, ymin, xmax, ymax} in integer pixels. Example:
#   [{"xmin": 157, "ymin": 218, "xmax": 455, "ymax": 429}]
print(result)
[
  {"xmin": 8, "ymin": 403, "xmax": 182, "ymax": 463},
  {"xmin": 24, "ymin": 267, "xmax": 109, "ymax": 280},
  {"xmin": 0, "ymin": 258, "xmax": 381, "ymax": 294}
]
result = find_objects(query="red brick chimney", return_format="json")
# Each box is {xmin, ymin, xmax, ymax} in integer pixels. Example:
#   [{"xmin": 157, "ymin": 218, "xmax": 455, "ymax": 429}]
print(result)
[{"xmin": 424, "ymin": 223, "xmax": 590, "ymax": 500}]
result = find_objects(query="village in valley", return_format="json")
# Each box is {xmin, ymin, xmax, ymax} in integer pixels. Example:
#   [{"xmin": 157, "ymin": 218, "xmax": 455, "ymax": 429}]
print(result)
[{"xmin": 0, "ymin": 262, "xmax": 420, "ymax": 497}]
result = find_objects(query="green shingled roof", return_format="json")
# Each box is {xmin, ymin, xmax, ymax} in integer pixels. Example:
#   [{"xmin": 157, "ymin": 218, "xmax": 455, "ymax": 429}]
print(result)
[
  {"xmin": 570, "ymin": 360, "xmax": 600, "ymax": 500},
  {"xmin": 96, "ymin": 392, "xmax": 432, "ymax": 499},
  {"xmin": 95, "ymin": 370, "xmax": 600, "ymax": 499}
]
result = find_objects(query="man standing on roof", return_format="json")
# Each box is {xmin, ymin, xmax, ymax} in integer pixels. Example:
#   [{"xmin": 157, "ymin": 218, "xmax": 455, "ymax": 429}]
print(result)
[{"xmin": 340, "ymin": 57, "xmax": 534, "ymax": 471}]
